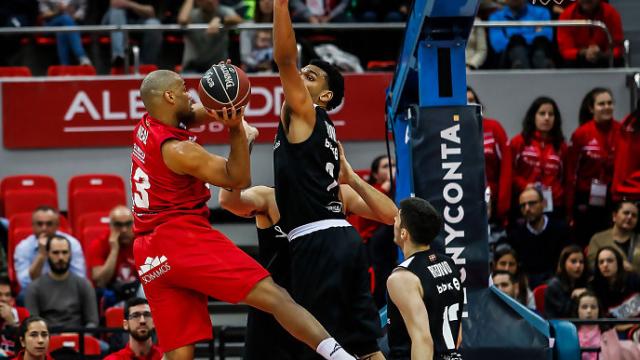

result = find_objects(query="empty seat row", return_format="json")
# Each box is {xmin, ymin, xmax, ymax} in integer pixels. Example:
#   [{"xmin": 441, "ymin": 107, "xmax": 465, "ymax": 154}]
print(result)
[{"xmin": 0, "ymin": 64, "xmax": 159, "ymax": 77}]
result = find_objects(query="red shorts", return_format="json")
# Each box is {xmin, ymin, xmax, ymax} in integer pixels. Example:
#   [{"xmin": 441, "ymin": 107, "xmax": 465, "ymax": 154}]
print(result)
[{"xmin": 134, "ymin": 215, "xmax": 269, "ymax": 352}]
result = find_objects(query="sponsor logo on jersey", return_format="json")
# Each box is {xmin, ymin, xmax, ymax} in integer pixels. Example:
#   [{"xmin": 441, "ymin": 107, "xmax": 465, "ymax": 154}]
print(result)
[
  {"xmin": 133, "ymin": 144, "xmax": 145, "ymax": 162},
  {"xmin": 324, "ymin": 138, "xmax": 338, "ymax": 160},
  {"xmin": 428, "ymin": 254, "xmax": 437, "ymax": 262},
  {"xmin": 273, "ymin": 140, "xmax": 280, "ymax": 150},
  {"xmin": 427, "ymin": 261, "xmax": 453, "ymax": 278},
  {"xmin": 325, "ymin": 121, "xmax": 337, "ymax": 141},
  {"xmin": 137, "ymin": 126, "xmax": 148, "ymax": 145},
  {"xmin": 325, "ymin": 201, "xmax": 343, "ymax": 213},
  {"xmin": 274, "ymin": 225, "xmax": 288, "ymax": 238},
  {"xmin": 138, "ymin": 255, "xmax": 172, "ymax": 284},
  {"xmin": 437, "ymin": 282, "xmax": 454, "ymax": 294}
]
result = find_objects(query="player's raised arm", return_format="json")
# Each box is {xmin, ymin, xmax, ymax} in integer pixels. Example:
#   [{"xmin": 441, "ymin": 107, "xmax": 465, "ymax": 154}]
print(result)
[
  {"xmin": 162, "ymin": 107, "xmax": 251, "ymax": 189},
  {"xmin": 387, "ymin": 270, "xmax": 434, "ymax": 360},
  {"xmin": 338, "ymin": 143, "xmax": 397, "ymax": 224},
  {"xmin": 273, "ymin": 0, "xmax": 315, "ymax": 130},
  {"xmin": 219, "ymin": 186, "xmax": 273, "ymax": 218}
]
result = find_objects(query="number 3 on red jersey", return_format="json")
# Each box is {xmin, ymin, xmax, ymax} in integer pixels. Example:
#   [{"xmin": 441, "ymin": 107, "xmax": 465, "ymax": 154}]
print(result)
[{"xmin": 132, "ymin": 167, "xmax": 151, "ymax": 209}]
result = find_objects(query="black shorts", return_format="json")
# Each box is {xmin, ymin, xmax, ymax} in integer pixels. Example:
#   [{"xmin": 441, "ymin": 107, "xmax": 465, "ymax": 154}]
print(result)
[
  {"xmin": 244, "ymin": 308, "xmax": 296, "ymax": 360},
  {"xmin": 289, "ymin": 226, "xmax": 382, "ymax": 358}
]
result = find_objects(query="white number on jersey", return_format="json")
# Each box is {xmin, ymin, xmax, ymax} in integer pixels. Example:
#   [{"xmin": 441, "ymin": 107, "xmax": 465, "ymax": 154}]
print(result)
[
  {"xmin": 326, "ymin": 162, "xmax": 338, "ymax": 191},
  {"xmin": 442, "ymin": 303, "xmax": 460, "ymax": 350},
  {"xmin": 133, "ymin": 167, "xmax": 151, "ymax": 208}
]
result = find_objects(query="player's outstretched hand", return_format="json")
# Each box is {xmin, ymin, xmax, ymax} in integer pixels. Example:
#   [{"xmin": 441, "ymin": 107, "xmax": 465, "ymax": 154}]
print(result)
[
  {"xmin": 207, "ymin": 106, "xmax": 245, "ymax": 129},
  {"xmin": 337, "ymin": 141, "xmax": 355, "ymax": 185}
]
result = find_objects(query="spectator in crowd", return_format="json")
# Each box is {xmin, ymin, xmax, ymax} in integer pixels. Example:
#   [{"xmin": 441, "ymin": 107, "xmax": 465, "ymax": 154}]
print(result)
[
  {"xmin": 0, "ymin": 277, "xmax": 29, "ymax": 357},
  {"xmin": 510, "ymin": 96, "xmax": 568, "ymax": 218},
  {"xmin": 101, "ymin": 0, "xmax": 162, "ymax": 67},
  {"xmin": 492, "ymin": 245, "xmax": 535, "ymax": 309},
  {"xmin": 466, "ymin": 18, "xmax": 487, "ymax": 70},
  {"xmin": 0, "ymin": 0, "xmax": 38, "ymax": 66},
  {"xmin": 39, "ymin": 0, "xmax": 92, "ymax": 66},
  {"xmin": 14, "ymin": 206, "xmax": 86, "ymax": 291},
  {"xmin": 468, "ymin": 87, "xmax": 511, "ymax": 225},
  {"xmin": 14, "ymin": 316, "xmax": 52, "ymax": 360},
  {"xmin": 612, "ymin": 104, "xmax": 640, "ymax": 202},
  {"xmin": 590, "ymin": 247, "xmax": 640, "ymax": 318},
  {"xmin": 352, "ymin": 0, "xmax": 409, "ymax": 22},
  {"xmin": 578, "ymin": 87, "xmax": 608, "ymax": 126},
  {"xmin": 557, "ymin": 0, "xmax": 624, "ymax": 68},
  {"xmin": 290, "ymin": 0, "xmax": 352, "ymax": 23},
  {"xmin": 488, "ymin": 0, "xmax": 554, "ymax": 69},
  {"xmin": 544, "ymin": 245, "xmax": 589, "ymax": 319},
  {"xmin": 25, "ymin": 235, "xmax": 99, "ymax": 329},
  {"xmin": 88, "ymin": 205, "xmax": 138, "ymax": 307},
  {"xmin": 573, "ymin": 290, "xmax": 640, "ymax": 359},
  {"xmin": 508, "ymin": 187, "xmax": 571, "ymax": 288},
  {"xmin": 178, "ymin": 0, "xmax": 243, "ymax": 73},
  {"xmin": 492, "ymin": 270, "xmax": 520, "ymax": 301},
  {"xmin": 104, "ymin": 298, "xmax": 163, "ymax": 360},
  {"xmin": 567, "ymin": 88, "xmax": 620, "ymax": 245},
  {"xmin": 574, "ymin": 291, "xmax": 602, "ymax": 360},
  {"xmin": 240, "ymin": 0, "xmax": 273, "ymax": 73},
  {"xmin": 587, "ymin": 201, "xmax": 639, "ymax": 273}
]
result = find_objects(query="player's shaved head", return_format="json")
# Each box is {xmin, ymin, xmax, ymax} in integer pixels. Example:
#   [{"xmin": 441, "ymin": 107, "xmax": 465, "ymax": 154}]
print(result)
[{"xmin": 140, "ymin": 70, "xmax": 182, "ymax": 110}]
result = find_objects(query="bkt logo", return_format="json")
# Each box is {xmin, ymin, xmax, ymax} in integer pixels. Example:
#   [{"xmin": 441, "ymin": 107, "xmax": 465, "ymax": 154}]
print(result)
[
  {"xmin": 437, "ymin": 282, "xmax": 454, "ymax": 294},
  {"xmin": 139, "ymin": 255, "xmax": 172, "ymax": 284}
]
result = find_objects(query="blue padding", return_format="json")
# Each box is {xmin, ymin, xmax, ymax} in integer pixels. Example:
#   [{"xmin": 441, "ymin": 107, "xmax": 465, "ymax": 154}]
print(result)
[
  {"xmin": 490, "ymin": 286, "xmax": 550, "ymax": 338},
  {"xmin": 379, "ymin": 305, "xmax": 387, "ymax": 328},
  {"xmin": 549, "ymin": 320, "xmax": 580, "ymax": 360}
]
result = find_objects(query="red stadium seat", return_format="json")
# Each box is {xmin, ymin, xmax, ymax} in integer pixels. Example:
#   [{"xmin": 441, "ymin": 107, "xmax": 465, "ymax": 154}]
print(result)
[
  {"xmin": 81, "ymin": 225, "xmax": 109, "ymax": 251},
  {"xmin": 110, "ymin": 64, "xmax": 158, "ymax": 75},
  {"xmin": 76, "ymin": 212, "xmax": 110, "ymax": 234},
  {"xmin": 3, "ymin": 190, "xmax": 58, "ymax": 219},
  {"xmin": 0, "ymin": 175, "xmax": 58, "ymax": 215},
  {"xmin": 0, "ymin": 67, "xmax": 32, "ymax": 77},
  {"xmin": 48, "ymin": 334, "xmax": 101, "ymax": 355},
  {"xmin": 105, "ymin": 306, "xmax": 125, "ymax": 328},
  {"xmin": 47, "ymin": 65, "xmax": 97, "ymax": 76},
  {"xmin": 533, "ymin": 284, "xmax": 548, "ymax": 315},
  {"xmin": 67, "ymin": 174, "xmax": 125, "ymax": 231}
]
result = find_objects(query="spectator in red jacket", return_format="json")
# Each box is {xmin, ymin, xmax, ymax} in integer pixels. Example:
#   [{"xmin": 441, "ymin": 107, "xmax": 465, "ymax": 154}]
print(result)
[
  {"xmin": 468, "ymin": 87, "xmax": 512, "ymax": 225},
  {"xmin": 567, "ymin": 88, "xmax": 620, "ymax": 246},
  {"xmin": 510, "ymin": 96, "xmax": 568, "ymax": 219},
  {"xmin": 557, "ymin": 0, "xmax": 624, "ymax": 68},
  {"xmin": 612, "ymin": 106, "xmax": 640, "ymax": 202},
  {"xmin": 14, "ymin": 316, "xmax": 52, "ymax": 360}
]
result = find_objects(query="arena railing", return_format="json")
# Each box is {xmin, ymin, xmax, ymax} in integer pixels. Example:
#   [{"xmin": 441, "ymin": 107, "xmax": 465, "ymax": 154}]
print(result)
[{"xmin": 0, "ymin": 19, "xmax": 617, "ymax": 73}]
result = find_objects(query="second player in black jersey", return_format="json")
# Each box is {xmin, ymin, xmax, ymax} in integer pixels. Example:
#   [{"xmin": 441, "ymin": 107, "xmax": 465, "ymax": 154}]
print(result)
[{"xmin": 387, "ymin": 198, "xmax": 464, "ymax": 360}]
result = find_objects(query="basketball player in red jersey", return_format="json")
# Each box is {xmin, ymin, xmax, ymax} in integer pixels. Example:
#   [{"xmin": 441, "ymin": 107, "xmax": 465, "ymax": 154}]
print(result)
[{"xmin": 130, "ymin": 70, "xmax": 356, "ymax": 360}]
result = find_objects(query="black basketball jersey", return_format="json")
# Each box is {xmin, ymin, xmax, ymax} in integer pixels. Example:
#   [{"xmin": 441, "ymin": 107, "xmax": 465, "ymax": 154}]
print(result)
[
  {"xmin": 273, "ymin": 107, "xmax": 344, "ymax": 233},
  {"xmin": 256, "ymin": 223, "xmax": 291, "ymax": 288},
  {"xmin": 387, "ymin": 249, "xmax": 464, "ymax": 359}
]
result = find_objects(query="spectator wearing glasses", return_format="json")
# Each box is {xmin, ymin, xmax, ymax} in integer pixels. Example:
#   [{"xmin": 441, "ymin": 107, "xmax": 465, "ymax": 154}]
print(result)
[
  {"xmin": 507, "ymin": 187, "xmax": 571, "ymax": 289},
  {"xmin": 104, "ymin": 297, "xmax": 163, "ymax": 360},
  {"xmin": 88, "ymin": 206, "xmax": 139, "ymax": 306},
  {"xmin": 14, "ymin": 206, "xmax": 86, "ymax": 291}
]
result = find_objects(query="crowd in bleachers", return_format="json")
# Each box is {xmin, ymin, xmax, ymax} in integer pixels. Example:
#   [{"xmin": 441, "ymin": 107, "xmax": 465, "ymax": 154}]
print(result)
[{"xmin": 0, "ymin": 0, "xmax": 630, "ymax": 76}]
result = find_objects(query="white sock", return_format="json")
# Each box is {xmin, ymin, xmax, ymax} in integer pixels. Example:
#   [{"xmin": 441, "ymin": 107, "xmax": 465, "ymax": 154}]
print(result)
[{"xmin": 316, "ymin": 337, "xmax": 356, "ymax": 360}]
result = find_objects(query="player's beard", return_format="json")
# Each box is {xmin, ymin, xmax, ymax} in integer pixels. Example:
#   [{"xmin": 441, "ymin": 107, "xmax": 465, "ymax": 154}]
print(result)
[
  {"xmin": 130, "ymin": 326, "xmax": 153, "ymax": 342},
  {"xmin": 176, "ymin": 102, "xmax": 196, "ymax": 127}
]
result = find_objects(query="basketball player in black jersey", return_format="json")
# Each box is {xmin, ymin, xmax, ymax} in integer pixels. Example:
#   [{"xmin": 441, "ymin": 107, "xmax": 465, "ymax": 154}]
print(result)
[
  {"xmin": 387, "ymin": 198, "xmax": 464, "ymax": 360},
  {"xmin": 219, "ymin": 143, "xmax": 397, "ymax": 360},
  {"xmin": 272, "ymin": 2, "xmax": 387, "ymax": 356}
]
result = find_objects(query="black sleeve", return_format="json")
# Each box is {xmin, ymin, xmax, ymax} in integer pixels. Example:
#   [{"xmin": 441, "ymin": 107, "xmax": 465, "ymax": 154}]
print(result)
[{"xmin": 544, "ymin": 279, "xmax": 573, "ymax": 318}]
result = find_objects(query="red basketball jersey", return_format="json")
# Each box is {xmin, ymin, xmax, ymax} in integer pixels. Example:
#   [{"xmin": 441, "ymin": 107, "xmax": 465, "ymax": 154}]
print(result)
[{"xmin": 130, "ymin": 113, "xmax": 211, "ymax": 236}]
